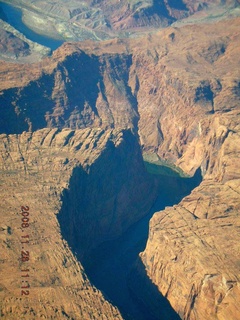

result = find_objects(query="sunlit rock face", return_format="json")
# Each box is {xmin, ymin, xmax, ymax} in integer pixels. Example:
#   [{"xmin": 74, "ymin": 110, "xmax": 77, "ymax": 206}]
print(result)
[
  {"xmin": 0, "ymin": 127, "xmax": 157, "ymax": 319},
  {"xmin": 0, "ymin": 6, "xmax": 240, "ymax": 319}
]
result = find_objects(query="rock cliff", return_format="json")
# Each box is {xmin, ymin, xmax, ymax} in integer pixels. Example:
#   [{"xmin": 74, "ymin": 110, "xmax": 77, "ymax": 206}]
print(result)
[
  {"xmin": 0, "ymin": 128, "xmax": 155, "ymax": 319},
  {"xmin": 140, "ymin": 111, "xmax": 240, "ymax": 319},
  {"xmin": 0, "ymin": 12, "xmax": 240, "ymax": 320},
  {"xmin": 134, "ymin": 18, "xmax": 240, "ymax": 320}
]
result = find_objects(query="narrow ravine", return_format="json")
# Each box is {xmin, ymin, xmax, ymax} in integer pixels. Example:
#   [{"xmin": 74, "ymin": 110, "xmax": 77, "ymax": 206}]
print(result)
[{"xmin": 82, "ymin": 165, "xmax": 202, "ymax": 320}]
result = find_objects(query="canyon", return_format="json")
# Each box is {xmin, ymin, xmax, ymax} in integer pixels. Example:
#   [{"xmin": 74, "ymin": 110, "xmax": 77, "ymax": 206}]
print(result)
[
  {"xmin": 0, "ymin": 1, "xmax": 240, "ymax": 319},
  {"xmin": 0, "ymin": 127, "xmax": 156, "ymax": 319}
]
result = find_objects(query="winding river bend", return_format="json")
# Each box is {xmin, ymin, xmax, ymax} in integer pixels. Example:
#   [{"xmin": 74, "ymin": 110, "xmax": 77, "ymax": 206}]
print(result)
[
  {"xmin": 82, "ymin": 164, "xmax": 202, "ymax": 320},
  {"xmin": 0, "ymin": 1, "xmax": 64, "ymax": 50}
]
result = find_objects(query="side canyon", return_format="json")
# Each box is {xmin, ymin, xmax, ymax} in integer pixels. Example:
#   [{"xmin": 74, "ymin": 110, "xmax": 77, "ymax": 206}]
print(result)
[{"xmin": 0, "ymin": 5, "xmax": 240, "ymax": 320}]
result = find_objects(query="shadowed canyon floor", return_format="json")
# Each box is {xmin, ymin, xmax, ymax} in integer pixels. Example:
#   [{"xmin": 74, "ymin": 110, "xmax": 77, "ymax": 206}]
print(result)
[
  {"xmin": 0, "ymin": 5, "xmax": 240, "ymax": 319},
  {"xmin": 81, "ymin": 168, "xmax": 202, "ymax": 320},
  {"xmin": 0, "ymin": 128, "xmax": 156, "ymax": 319}
]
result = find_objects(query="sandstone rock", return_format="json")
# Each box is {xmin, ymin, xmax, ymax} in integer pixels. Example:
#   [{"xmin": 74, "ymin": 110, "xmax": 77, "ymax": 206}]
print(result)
[
  {"xmin": 141, "ymin": 174, "xmax": 240, "ymax": 319},
  {"xmin": 134, "ymin": 18, "xmax": 240, "ymax": 320},
  {"xmin": 0, "ymin": 12, "xmax": 239, "ymax": 320},
  {"xmin": 0, "ymin": 128, "xmax": 156, "ymax": 319}
]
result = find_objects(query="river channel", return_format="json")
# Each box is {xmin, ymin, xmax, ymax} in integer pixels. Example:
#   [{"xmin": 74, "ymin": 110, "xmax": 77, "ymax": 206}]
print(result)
[
  {"xmin": 0, "ymin": 1, "xmax": 64, "ymax": 50},
  {"xmin": 0, "ymin": 3, "xmax": 203, "ymax": 317},
  {"xmin": 82, "ymin": 164, "xmax": 202, "ymax": 320}
]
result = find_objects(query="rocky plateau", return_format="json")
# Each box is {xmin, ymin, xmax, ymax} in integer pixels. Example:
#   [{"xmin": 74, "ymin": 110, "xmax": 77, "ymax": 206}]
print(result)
[{"xmin": 0, "ymin": 2, "xmax": 240, "ymax": 320}]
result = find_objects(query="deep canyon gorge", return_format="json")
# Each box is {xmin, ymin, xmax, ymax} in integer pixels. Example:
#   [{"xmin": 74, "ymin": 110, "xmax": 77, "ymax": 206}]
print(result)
[{"xmin": 0, "ymin": 1, "xmax": 240, "ymax": 319}]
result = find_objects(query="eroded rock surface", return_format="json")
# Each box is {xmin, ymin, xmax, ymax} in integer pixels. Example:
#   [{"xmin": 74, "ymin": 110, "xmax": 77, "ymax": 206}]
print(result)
[
  {"xmin": 0, "ymin": 19, "xmax": 51, "ymax": 62},
  {"xmin": 1, "ymin": 0, "xmax": 239, "ymax": 42},
  {"xmin": 0, "ymin": 128, "xmax": 156, "ymax": 319},
  {"xmin": 141, "ymin": 114, "xmax": 240, "ymax": 318},
  {"xmin": 0, "ymin": 13, "xmax": 239, "ymax": 320}
]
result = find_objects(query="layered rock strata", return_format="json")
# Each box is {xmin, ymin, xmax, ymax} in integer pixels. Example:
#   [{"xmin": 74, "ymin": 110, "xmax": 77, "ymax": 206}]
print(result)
[
  {"xmin": 0, "ymin": 15, "xmax": 239, "ymax": 320},
  {"xmin": 140, "ymin": 111, "xmax": 240, "ymax": 319},
  {"xmin": 0, "ymin": 127, "xmax": 155, "ymax": 319},
  {"xmin": 135, "ymin": 19, "xmax": 240, "ymax": 320}
]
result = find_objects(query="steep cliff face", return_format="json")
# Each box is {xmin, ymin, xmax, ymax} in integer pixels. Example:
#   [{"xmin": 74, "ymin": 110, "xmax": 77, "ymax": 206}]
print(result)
[
  {"xmin": 126, "ymin": 18, "xmax": 240, "ymax": 319},
  {"xmin": 58, "ymin": 129, "xmax": 157, "ymax": 259},
  {"xmin": 1, "ymin": 18, "xmax": 240, "ymax": 162},
  {"xmin": 133, "ymin": 19, "xmax": 240, "ymax": 320},
  {"xmin": 140, "ymin": 112, "xmax": 240, "ymax": 319},
  {"xmin": 127, "ymin": 19, "xmax": 240, "ymax": 170},
  {"xmin": 0, "ymin": 127, "xmax": 155, "ymax": 319},
  {"xmin": 0, "ymin": 15, "xmax": 240, "ymax": 320},
  {"xmin": 0, "ymin": 47, "xmax": 138, "ymax": 134}
]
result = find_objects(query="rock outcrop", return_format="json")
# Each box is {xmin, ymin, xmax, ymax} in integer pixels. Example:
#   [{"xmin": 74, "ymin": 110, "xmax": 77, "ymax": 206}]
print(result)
[
  {"xmin": 0, "ymin": 18, "xmax": 51, "ymax": 62},
  {"xmin": 0, "ymin": 29, "xmax": 30, "ymax": 59},
  {"xmin": 0, "ymin": 127, "xmax": 156, "ymax": 319},
  {"xmin": 1, "ymin": 0, "xmax": 239, "ymax": 42},
  {"xmin": 0, "ymin": 46, "xmax": 139, "ymax": 134},
  {"xmin": 0, "ymin": 12, "xmax": 240, "ymax": 320},
  {"xmin": 134, "ymin": 18, "xmax": 240, "ymax": 320},
  {"xmin": 140, "ymin": 112, "xmax": 240, "ymax": 319}
]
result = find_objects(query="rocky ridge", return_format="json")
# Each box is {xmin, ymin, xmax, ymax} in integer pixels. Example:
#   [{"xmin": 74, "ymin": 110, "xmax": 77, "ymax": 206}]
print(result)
[
  {"xmin": 1, "ymin": 0, "xmax": 239, "ymax": 42},
  {"xmin": 0, "ymin": 18, "xmax": 51, "ymax": 62},
  {"xmin": 0, "ymin": 14, "xmax": 240, "ymax": 320},
  {"xmin": 140, "ymin": 111, "xmax": 240, "ymax": 319}
]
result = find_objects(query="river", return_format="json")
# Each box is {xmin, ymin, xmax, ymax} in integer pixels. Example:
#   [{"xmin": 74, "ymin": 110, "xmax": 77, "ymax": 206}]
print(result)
[
  {"xmin": 0, "ymin": 1, "xmax": 64, "ymax": 50},
  {"xmin": 82, "ymin": 165, "xmax": 202, "ymax": 320},
  {"xmin": 0, "ymin": 3, "xmax": 203, "ymax": 316}
]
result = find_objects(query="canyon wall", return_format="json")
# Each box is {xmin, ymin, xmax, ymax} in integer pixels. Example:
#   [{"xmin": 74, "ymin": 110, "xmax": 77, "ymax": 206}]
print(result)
[
  {"xmin": 133, "ymin": 19, "xmax": 240, "ymax": 320},
  {"xmin": 0, "ymin": 46, "xmax": 138, "ymax": 134},
  {"xmin": 0, "ymin": 127, "xmax": 155, "ymax": 319},
  {"xmin": 58, "ymin": 129, "xmax": 157, "ymax": 259},
  {"xmin": 0, "ymin": 14, "xmax": 239, "ymax": 319},
  {"xmin": 140, "ymin": 112, "xmax": 240, "ymax": 319}
]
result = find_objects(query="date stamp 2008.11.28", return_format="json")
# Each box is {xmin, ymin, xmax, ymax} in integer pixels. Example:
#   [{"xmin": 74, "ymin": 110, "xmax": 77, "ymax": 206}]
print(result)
[{"xmin": 19, "ymin": 206, "xmax": 31, "ymax": 297}]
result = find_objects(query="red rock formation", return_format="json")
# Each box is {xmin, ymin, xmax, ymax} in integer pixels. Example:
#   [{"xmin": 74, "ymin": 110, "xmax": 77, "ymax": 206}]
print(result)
[
  {"xmin": 0, "ymin": 13, "xmax": 240, "ymax": 320},
  {"xmin": 0, "ymin": 128, "xmax": 156, "ymax": 319},
  {"xmin": 0, "ymin": 29, "xmax": 30, "ymax": 59}
]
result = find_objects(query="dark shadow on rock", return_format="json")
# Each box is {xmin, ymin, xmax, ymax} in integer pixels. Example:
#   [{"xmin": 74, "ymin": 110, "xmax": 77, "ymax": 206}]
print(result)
[
  {"xmin": 166, "ymin": 0, "xmax": 188, "ymax": 11},
  {"xmin": 0, "ymin": 73, "xmax": 55, "ymax": 134},
  {"xmin": 57, "ymin": 165, "xmax": 89, "ymax": 258},
  {"xmin": 57, "ymin": 130, "xmax": 158, "ymax": 261},
  {"xmin": 128, "ymin": 257, "xmax": 181, "ymax": 320},
  {"xmin": 82, "ymin": 167, "xmax": 202, "ymax": 319}
]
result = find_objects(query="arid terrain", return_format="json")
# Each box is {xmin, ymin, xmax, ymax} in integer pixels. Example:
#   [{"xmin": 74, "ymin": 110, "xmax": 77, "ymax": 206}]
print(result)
[{"xmin": 0, "ymin": 0, "xmax": 240, "ymax": 319}]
